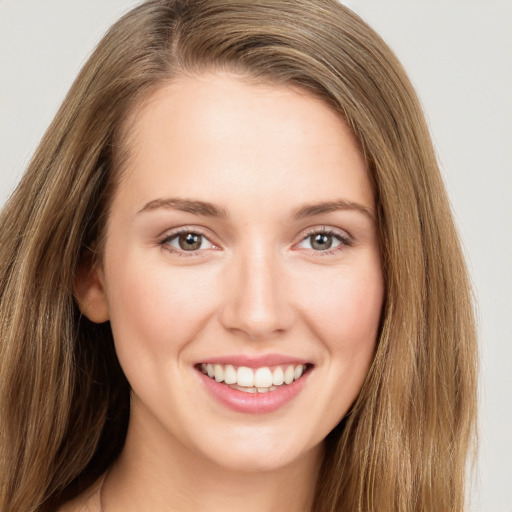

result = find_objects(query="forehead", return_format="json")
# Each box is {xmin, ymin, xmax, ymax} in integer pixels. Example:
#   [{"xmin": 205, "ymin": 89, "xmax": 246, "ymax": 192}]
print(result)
[{"xmin": 112, "ymin": 72, "xmax": 373, "ymax": 216}]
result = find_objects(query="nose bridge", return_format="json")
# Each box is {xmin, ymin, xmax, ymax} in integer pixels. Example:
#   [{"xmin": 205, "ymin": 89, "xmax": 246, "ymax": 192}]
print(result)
[{"xmin": 220, "ymin": 238, "xmax": 293, "ymax": 339}]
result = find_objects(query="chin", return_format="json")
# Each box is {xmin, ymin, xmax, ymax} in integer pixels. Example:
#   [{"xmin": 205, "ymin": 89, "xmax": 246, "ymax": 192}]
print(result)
[{"xmin": 193, "ymin": 426, "xmax": 322, "ymax": 474}]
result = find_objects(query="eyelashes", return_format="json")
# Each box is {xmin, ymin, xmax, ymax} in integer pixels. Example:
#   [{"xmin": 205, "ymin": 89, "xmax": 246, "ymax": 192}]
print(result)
[{"xmin": 159, "ymin": 226, "xmax": 353, "ymax": 258}]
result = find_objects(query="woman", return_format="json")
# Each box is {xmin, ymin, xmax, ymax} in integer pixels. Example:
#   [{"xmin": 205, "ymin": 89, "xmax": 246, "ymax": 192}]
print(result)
[{"xmin": 0, "ymin": 1, "xmax": 477, "ymax": 511}]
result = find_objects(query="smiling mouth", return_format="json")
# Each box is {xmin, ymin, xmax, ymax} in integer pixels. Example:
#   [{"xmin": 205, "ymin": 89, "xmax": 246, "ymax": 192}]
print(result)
[{"xmin": 198, "ymin": 363, "xmax": 310, "ymax": 394}]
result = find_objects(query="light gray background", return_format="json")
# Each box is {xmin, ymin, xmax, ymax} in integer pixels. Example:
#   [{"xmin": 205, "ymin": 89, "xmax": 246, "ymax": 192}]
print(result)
[{"xmin": 1, "ymin": 1, "xmax": 511, "ymax": 510}]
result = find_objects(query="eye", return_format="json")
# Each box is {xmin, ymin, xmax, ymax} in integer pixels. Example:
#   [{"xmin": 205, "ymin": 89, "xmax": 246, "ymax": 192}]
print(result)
[
  {"xmin": 306, "ymin": 233, "xmax": 340, "ymax": 251},
  {"xmin": 162, "ymin": 230, "xmax": 216, "ymax": 253},
  {"xmin": 295, "ymin": 229, "xmax": 351, "ymax": 253}
]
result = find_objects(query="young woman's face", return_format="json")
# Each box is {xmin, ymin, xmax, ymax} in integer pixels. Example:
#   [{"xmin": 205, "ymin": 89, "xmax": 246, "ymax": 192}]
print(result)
[{"xmin": 84, "ymin": 73, "xmax": 384, "ymax": 473}]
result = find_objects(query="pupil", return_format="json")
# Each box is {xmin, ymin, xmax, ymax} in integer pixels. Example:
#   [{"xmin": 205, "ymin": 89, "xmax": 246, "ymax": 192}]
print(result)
[
  {"xmin": 311, "ymin": 233, "xmax": 332, "ymax": 250},
  {"xmin": 179, "ymin": 232, "xmax": 202, "ymax": 251}
]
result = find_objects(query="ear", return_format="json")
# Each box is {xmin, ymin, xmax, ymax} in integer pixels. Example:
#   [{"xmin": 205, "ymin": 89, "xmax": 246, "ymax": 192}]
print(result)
[{"xmin": 74, "ymin": 258, "xmax": 109, "ymax": 323}]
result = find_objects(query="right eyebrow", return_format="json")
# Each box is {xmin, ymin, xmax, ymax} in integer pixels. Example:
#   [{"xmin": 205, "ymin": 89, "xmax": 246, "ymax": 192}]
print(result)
[{"xmin": 137, "ymin": 197, "xmax": 228, "ymax": 218}]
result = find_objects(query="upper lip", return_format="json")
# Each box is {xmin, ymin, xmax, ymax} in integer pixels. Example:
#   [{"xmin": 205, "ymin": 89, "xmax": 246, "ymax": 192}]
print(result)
[{"xmin": 196, "ymin": 353, "xmax": 311, "ymax": 368}]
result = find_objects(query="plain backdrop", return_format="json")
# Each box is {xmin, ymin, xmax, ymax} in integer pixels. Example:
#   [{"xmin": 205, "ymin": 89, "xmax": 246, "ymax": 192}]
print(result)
[{"xmin": 1, "ymin": 1, "xmax": 511, "ymax": 511}]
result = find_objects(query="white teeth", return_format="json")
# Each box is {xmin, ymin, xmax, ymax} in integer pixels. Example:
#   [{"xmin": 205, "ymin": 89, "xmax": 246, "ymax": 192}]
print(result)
[
  {"xmin": 240, "ymin": 386, "xmax": 257, "ymax": 393},
  {"xmin": 284, "ymin": 365, "xmax": 294, "ymax": 384},
  {"xmin": 200, "ymin": 362, "xmax": 308, "ymax": 389},
  {"xmin": 229, "ymin": 384, "xmax": 252, "ymax": 393},
  {"xmin": 294, "ymin": 364, "xmax": 304, "ymax": 380},
  {"xmin": 224, "ymin": 364, "xmax": 237, "ymax": 384},
  {"xmin": 237, "ymin": 366, "xmax": 254, "ymax": 387},
  {"xmin": 272, "ymin": 366, "xmax": 284, "ymax": 385},
  {"xmin": 214, "ymin": 364, "xmax": 224, "ymax": 382},
  {"xmin": 254, "ymin": 367, "xmax": 273, "ymax": 388}
]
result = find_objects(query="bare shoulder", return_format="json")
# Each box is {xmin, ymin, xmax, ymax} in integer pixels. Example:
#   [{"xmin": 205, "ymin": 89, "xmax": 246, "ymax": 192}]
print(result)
[{"xmin": 55, "ymin": 475, "xmax": 105, "ymax": 512}]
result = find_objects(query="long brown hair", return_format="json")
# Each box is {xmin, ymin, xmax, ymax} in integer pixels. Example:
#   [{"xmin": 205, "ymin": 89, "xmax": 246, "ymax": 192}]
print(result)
[{"xmin": 0, "ymin": 1, "xmax": 477, "ymax": 510}]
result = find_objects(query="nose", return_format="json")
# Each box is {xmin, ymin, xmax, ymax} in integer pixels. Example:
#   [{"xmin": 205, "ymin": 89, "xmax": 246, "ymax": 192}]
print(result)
[{"xmin": 218, "ymin": 244, "xmax": 295, "ymax": 340}]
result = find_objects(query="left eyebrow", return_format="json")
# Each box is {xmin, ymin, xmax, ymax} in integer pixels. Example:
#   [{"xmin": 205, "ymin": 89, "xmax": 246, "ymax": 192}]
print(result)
[{"xmin": 292, "ymin": 199, "xmax": 376, "ymax": 222}]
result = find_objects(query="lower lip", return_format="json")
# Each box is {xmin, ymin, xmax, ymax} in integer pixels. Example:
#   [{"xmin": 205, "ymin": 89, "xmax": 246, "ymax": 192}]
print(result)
[{"xmin": 197, "ymin": 369, "xmax": 310, "ymax": 414}]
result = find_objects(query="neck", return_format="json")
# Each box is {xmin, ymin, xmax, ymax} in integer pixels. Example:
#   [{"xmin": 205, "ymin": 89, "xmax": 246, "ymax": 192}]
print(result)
[{"xmin": 102, "ymin": 401, "xmax": 324, "ymax": 512}]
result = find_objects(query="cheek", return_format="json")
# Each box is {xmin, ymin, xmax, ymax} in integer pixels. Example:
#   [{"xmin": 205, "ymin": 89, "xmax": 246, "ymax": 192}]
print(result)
[
  {"xmin": 287, "ymin": 262, "xmax": 384, "ymax": 438},
  {"xmin": 301, "ymin": 266, "xmax": 384, "ymax": 352},
  {"xmin": 103, "ymin": 253, "xmax": 221, "ymax": 358},
  {"xmin": 301, "ymin": 262, "xmax": 383, "ymax": 398}
]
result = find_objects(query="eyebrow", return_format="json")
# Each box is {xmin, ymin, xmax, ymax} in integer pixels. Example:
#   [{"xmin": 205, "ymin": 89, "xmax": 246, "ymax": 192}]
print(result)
[
  {"xmin": 292, "ymin": 199, "xmax": 376, "ymax": 221},
  {"xmin": 138, "ymin": 198, "xmax": 228, "ymax": 217}
]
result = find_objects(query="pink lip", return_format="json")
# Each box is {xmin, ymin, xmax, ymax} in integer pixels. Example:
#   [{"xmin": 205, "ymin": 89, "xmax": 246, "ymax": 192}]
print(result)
[
  {"xmin": 197, "ymin": 364, "xmax": 312, "ymax": 414},
  {"xmin": 197, "ymin": 353, "xmax": 309, "ymax": 368}
]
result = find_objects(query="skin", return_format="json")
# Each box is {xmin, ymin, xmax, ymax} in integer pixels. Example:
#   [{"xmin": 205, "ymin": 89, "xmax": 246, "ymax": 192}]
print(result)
[{"xmin": 71, "ymin": 73, "xmax": 384, "ymax": 512}]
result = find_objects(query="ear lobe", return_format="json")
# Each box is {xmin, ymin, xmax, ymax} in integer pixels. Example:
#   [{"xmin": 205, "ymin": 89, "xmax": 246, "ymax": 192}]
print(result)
[{"xmin": 74, "ymin": 260, "xmax": 109, "ymax": 323}]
